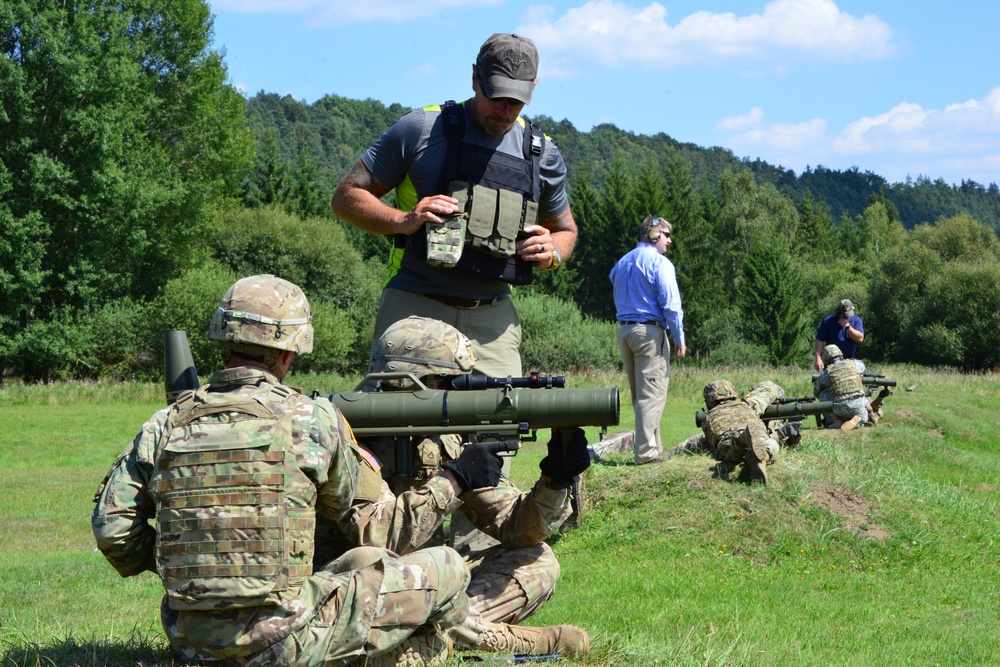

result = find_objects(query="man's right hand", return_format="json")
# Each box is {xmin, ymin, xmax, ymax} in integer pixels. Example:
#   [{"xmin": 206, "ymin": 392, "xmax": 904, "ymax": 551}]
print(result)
[
  {"xmin": 815, "ymin": 358, "xmax": 825, "ymax": 372},
  {"xmin": 398, "ymin": 194, "xmax": 459, "ymax": 235},
  {"xmin": 442, "ymin": 442, "xmax": 506, "ymax": 492}
]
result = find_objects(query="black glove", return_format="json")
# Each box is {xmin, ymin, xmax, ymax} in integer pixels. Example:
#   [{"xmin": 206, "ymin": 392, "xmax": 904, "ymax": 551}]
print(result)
[
  {"xmin": 539, "ymin": 427, "xmax": 591, "ymax": 486},
  {"xmin": 442, "ymin": 442, "xmax": 506, "ymax": 492}
]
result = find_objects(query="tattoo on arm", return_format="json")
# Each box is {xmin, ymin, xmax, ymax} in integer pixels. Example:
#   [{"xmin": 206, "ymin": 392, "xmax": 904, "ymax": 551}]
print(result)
[
  {"xmin": 541, "ymin": 208, "xmax": 577, "ymax": 234},
  {"xmin": 342, "ymin": 161, "xmax": 392, "ymax": 199}
]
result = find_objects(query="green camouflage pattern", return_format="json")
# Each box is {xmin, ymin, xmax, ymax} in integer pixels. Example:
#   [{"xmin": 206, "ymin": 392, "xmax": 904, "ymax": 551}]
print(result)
[
  {"xmin": 743, "ymin": 381, "xmax": 784, "ymax": 415},
  {"xmin": 315, "ymin": 432, "xmax": 570, "ymax": 626},
  {"xmin": 93, "ymin": 366, "xmax": 471, "ymax": 665},
  {"xmin": 702, "ymin": 392, "xmax": 779, "ymax": 465},
  {"xmin": 150, "ymin": 376, "xmax": 317, "ymax": 610},
  {"xmin": 427, "ymin": 213, "xmax": 468, "ymax": 268},
  {"xmin": 371, "ymin": 316, "xmax": 477, "ymax": 390},
  {"xmin": 207, "ymin": 274, "xmax": 313, "ymax": 354},
  {"xmin": 703, "ymin": 380, "xmax": 738, "ymax": 410},
  {"xmin": 821, "ymin": 343, "xmax": 844, "ymax": 365},
  {"xmin": 825, "ymin": 360, "xmax": 865, "ymax": 399}
]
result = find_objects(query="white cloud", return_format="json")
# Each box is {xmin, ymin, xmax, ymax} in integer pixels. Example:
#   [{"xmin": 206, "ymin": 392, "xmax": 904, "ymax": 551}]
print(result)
[
  {"xmin": 210, "ymin": 0, "xmax": 503, "ymax": 24},
  {"xmin": 518, "ymin": 0, "xmax": 897, "ymax": 74},
  {"xmin": 717, "ymin": 107, "xmax": 765, "ymax": 133},
  {"xmin": 835, "ymin": 87, "xmax": 1000, "ymax": 158},
  {"xmin": 717, "ymin": 87, "xmax": 1000, "ymax": 184}
]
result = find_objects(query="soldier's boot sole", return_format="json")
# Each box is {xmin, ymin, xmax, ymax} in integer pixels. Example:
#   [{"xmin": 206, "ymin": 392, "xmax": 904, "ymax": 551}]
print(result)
[
  {"xmin": 367, "ymin": 632, "xmax": 452, "ymax": 667},
  {"xmin": 841, "ymin": 415, "xmax": 863, "ymax": 431},
  {"xmin": 745, "ymin": 449, "xmax": 768, "ymax": 485}
]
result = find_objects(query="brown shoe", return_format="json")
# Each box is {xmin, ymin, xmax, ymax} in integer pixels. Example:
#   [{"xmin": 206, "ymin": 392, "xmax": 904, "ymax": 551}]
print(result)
[
  {"xmin": 478, "ymin": 622, "xmax": 590, "ymax": 657},
  {"xmin": 841, "ymin": 415, "xmax": 863, "ymax": 431},
  {"xmin": 745, "ymin": 449, "xmax": 768, "ymax": 485},
  {"xmin": 367, "ymin": 632, "xmax": 452, "ymax": 666}
]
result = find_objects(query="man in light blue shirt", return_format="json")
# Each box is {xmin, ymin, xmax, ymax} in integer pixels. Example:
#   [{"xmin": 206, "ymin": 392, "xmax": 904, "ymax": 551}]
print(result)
[{"xmin": 609, "ymin": 215, "xmax": 687, "ymax": 464}]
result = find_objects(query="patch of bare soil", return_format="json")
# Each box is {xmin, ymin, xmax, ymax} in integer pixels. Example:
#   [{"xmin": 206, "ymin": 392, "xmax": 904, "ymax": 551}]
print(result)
[
  {"xmin": 892, "ymin": 408, "xmax": 926, "ymax": 426},
  {"xmin": 811, "ymin": 482, "xmax": 891, "ymax": 542}
]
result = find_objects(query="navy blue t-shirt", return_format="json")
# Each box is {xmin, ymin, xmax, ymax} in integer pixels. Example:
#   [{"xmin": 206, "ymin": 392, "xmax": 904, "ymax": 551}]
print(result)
[{"xmin": 816, "ymin": 314, "xmax": 864, "ymax": 358}]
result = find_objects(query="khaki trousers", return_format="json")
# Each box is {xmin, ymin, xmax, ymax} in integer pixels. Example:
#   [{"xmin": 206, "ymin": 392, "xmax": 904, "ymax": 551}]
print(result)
[
  {"xmin": 370, "ymin": 288, "xmax": 522, "ymax": 378},
  {"xmin": 617, "ymin": 323, "xmax": 670, "ymax": 464}
]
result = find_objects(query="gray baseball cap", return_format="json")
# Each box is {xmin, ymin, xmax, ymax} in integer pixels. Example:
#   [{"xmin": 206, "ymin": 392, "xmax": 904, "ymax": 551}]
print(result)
[
  {"xmin": 475, "ymin": 33, "xmax": 538, "ymax": 104},
  {"xmin": 839, "ymin": 299, "xmax": 856, "ymax": 317}
]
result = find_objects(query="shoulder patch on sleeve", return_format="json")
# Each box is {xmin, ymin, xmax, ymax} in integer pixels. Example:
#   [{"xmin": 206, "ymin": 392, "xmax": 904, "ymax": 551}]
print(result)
[{"xmin": 352, "ymin": 445, "xmax": 384, "ymax": 503}]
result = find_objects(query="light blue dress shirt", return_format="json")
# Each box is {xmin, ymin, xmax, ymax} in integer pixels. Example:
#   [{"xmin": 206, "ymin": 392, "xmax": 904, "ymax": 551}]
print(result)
[{"xmin": 609, "ymin": 243, "xmax": 685, "ymax": 346}]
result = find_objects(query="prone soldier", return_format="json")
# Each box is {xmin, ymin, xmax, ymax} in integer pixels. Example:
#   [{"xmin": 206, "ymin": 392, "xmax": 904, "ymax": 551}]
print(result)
[{"xmin": 673, "ymin": 381, "xmax": 802, "ymax": 485}]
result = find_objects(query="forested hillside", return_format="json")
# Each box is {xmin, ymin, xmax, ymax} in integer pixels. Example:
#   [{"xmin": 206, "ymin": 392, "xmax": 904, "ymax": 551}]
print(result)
[
  {"xmin": 2, "ymin": 2, "xmax": 999, "ymax": 383},
  {"xmin": 243, "ymin": 93, "xmax": 1000, "ymax": 235}
]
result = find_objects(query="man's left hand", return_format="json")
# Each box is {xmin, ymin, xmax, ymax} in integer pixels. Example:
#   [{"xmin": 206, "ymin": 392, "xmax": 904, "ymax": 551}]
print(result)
[
  {"xmin": 516, "ymin": 224, "xmax": 557, "ymax": 266},
  {"xmin": 540, "ymin": 427, "xmax": 591, "ymax": 485},
  {"xmin": 675, "ymin": 345, "xmax": 687, "ymax": 359}
]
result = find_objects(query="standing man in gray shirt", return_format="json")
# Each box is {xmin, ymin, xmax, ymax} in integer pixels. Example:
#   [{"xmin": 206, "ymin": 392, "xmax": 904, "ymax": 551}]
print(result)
[{"xmin": 331, "ymin": 33, "xmax": 577, "ymax": 378}]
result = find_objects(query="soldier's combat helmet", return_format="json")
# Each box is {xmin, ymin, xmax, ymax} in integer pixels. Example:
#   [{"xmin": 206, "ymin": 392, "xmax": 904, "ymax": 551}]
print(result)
[
  {"xmin": 207, "ymin": 275, "xmax": 313, "ymax": 373},
  {"xmin": 821, "ymin": 344, "xmax": 844, "ymax": 365},
  {"xmin": 372, "ymin": 316, "xmax": 476, "ymax": 390},
  {"xmin": 704, "ymin": 380, "xmax": 738, "ymax": 410}
]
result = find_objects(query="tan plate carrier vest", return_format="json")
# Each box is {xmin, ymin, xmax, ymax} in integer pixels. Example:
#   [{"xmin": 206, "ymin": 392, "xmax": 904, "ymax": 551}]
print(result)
[{"xmin": 150, "ymin": 384, "xmax": 316, "ymax": 610}]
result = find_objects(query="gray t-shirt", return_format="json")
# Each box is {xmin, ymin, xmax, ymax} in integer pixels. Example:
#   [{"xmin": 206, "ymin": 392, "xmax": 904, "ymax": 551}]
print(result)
[{"xmin": 361, "ymin": 101, "xmax": 570, "ymax": 299}]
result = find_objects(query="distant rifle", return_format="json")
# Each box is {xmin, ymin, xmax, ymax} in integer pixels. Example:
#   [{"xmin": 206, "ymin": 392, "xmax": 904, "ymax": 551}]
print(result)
[
  {"xmin": 695, "ymin": 398, "xmax": 835, "ymax": 428},
  {"xmin": 331, "ymin": 371, "xmax": 620, "ymax": 485}
]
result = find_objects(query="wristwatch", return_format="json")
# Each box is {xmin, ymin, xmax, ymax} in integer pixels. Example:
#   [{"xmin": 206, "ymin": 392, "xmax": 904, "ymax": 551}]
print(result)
[{"xmin": 543, "ymin": 248, "xmax": 562, "ymax": 271}]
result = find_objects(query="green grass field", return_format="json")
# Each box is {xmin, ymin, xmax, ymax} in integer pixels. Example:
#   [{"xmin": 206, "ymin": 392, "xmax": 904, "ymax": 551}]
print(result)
[{"xmin": 1, "ymin": 365, "xmax": 997, "ymax": 666}]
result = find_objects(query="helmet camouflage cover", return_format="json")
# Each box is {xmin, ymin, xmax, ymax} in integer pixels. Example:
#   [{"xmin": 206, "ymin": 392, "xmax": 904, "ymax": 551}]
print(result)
[
  {"xmin": 704, "ymin": 380, "xmax": 738, "ymax": 409},
  {"xmin": 372, "ymin": 316, "xmax": 476, "ymax": 390},
  {"xmin": 207, "ymin": 274, "xmax": 313, "ymax": 355},
  {"xmin": 821, "ymin": 344, "xmax": 844, "ymax": 365}
]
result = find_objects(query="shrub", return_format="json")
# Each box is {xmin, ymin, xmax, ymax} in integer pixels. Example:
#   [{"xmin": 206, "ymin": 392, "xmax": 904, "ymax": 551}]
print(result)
[
  {"xmin": 144, "ymin": 261, "xmax": 240, "ymax": 378},
  {"xmin": 515, "ymin": 293, "xmax": 620, "ymax": 373}
]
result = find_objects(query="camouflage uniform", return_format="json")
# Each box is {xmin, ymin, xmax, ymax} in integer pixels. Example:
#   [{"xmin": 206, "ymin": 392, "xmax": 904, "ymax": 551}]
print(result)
[
  {"xmin": 92, "ymin": 277, "xmax": 472, "ymax": 666},
  {"xmin": 333, "ymin": 317, "xmax": 572, "ymax": 626},
  {"xmin": 814, "ymin": 345, "xmax": 869, "ymax": 428},
  {"xmin": 330, "ymin": 432, "xmax": 569, "ymax": 621},
  {"xmin": 673, "ymin": 381, "xmax": 789, "ymax": 460}
]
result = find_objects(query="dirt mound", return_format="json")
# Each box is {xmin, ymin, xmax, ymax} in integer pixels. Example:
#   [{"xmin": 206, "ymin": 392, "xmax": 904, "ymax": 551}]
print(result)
[{"xmin": 811, "ymin": 482, "xmax": 890, "ymax": 542}]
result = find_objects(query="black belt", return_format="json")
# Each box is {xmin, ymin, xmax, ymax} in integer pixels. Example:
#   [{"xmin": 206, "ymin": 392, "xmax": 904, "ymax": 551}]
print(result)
[
  {"xmin": 421, "ymin": 292, "xmax": 510, "ymax": 309},
  {"xmin": 619, "ymin": 320, "xmax": 659, "ymax": 326}
]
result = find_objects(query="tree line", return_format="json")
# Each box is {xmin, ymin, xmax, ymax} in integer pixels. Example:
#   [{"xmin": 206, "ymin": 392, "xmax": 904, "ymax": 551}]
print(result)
[{"xmin": 2, "ymin": 1, "xmax": 998, "ymax": 384}]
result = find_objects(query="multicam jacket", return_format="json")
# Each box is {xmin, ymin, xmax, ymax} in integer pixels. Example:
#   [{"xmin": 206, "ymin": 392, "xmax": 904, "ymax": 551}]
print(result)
[
  {"xmin": 814, "ymin": 359, "xmax": 865, "ymax": 401},
  {"xmin": 92, "ymin": 366, "xmax": 365, "ymax": 662},
  {"xmin": 324, "ymin": 433, "xmax": 571, "ymax": 560},
  {"xmin": 702, "ymin": 400, "xmax": 759, "ymax": 453}
]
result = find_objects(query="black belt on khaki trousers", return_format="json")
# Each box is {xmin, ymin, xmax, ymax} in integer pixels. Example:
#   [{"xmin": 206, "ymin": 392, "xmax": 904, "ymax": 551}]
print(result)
[
  {"xmin": 421, "ymin": 292, "xmax": 511, "ymax": 309},
  {"xmin": 619, "ymin": 320, "xmax": 659, "ymax": 326}
]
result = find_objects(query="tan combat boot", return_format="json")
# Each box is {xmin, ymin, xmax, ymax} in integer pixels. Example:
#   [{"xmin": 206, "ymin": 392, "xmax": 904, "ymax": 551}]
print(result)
[
  {"xmin": 366, "ymin": 632, "xmax": 452, "ymax": 667},
  {"xmin": 744, "ymin": 448, "xmax": 768, "ymax": 485},
  {"xmin": 840, "ymin": 415, "xmax": 863, "ymax": 431},
  {"xmin": 478, "ymin": 621, "xmax": 590, "ymax": 657}
]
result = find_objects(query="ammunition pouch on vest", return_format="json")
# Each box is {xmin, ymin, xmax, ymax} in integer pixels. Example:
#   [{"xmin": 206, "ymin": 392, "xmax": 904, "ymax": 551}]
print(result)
[
  {"xmin": 151, "ymin": 383, "xmax": 316, "ymax": 611},
  {"xmin": 827, "ymin": 362, "xmax": 864, "ymax": 400},
  {"xmin": 400, "ymin": 100, "xmax": 544, "ymax": 285}
]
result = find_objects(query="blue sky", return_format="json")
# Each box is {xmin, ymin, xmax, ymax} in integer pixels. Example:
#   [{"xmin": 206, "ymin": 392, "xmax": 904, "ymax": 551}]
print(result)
[{"xmin": 208, "ymin": 0, "xmax": 1000, "ymax": 187}]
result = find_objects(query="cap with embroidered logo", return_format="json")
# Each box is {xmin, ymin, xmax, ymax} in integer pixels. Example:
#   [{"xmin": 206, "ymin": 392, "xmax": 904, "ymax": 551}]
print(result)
[{"xmin": 476, "ymin": 33, "xmax": 538, "ymax": 104}]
